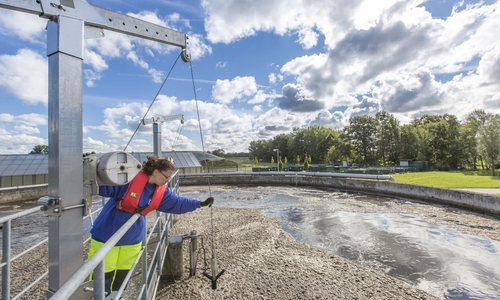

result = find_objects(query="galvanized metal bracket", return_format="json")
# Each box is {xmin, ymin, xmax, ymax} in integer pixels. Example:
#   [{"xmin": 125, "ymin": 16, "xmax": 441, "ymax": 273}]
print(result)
[
  {"xmin": 38, "ymin": 196, "xmax": 62, "ymax": 217},
  {"xmin": 38, "ymin": 197, "xmax": 89, "ymax": 217}
]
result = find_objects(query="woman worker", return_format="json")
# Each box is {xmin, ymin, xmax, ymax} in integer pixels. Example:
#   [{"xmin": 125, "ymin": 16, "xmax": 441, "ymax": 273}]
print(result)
[{"xmin": 88, "ymin": 155, "xmax": 214, "ymax": 299}]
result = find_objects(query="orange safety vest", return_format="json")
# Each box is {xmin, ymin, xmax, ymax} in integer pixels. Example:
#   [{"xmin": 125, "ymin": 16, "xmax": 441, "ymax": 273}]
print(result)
[{"xmin": 116, "ymin": 170, "xmax": 166, "ymax": 216}]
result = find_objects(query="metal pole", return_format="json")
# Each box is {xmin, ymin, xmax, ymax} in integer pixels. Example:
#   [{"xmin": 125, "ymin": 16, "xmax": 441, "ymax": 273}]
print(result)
[
  {"xmin": 189, "ymin": 230, "xmax": 198, "ymax": 277},
  {"xmin": 153, "ymin": 122, "xmax": 161, "ymax": 157},
  {"xmin": 46, "ymin": 15, "xmax": 85, "ymax": 298},
  {"xmin": 142, "ymin": 224, "xmax": 148, "ymax": 300},
  {"xmin": 2, "ymin": 220, "xmax": 11, "ymax": 300},
  {"xmin": 277, "ymin": 150, "xmax": 279, "ymax": 171},
  {"xmin": 92, "ymin": 261, "xmax": 105, "ymax": 300},
  {"xmin": 273, "ymin": 149, "xmax": 279, "ymax": 171}
]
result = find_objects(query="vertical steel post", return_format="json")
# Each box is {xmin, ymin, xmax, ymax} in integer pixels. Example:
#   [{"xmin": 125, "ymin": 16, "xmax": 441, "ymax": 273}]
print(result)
[
  {"xmin": 189, "ymin": 230, "xmax": 198, "ymax": 277},
  {"xmin": 153, "ymin": 123, "xmax": 162, "ymax": 157},
  {"xmin": 142, "ymin": 225, "xmax": 148, "ymax": 300},
  {"xmin": 2, "ymin": 220, "xmax": 11, "ymax": 300},
  {"xmin": 46, "ymin": 15, "xmax": 84, "ymax": 298},
  {"xmin": 92, "ymin": 261, "xmax": 105, "ymax": 300},
  {"xmin": 277, "ymin": 150, "xmax": 279, "ymax": 171},
  {"xmin": 153, "ymin": 120, "xmax": 164, "ymax": 280}
]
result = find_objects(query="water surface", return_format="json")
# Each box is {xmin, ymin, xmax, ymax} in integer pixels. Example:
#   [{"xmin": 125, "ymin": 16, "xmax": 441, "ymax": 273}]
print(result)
[{"xmin": 181, "ymin": 185, "xmax": 500, "ymax": 300}]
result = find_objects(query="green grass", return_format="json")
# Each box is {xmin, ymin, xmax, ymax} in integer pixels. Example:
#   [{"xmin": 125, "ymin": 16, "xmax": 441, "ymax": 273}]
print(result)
[{"xmin": 392, "ymin": 170, "xmax": 500, "ymax": 188}]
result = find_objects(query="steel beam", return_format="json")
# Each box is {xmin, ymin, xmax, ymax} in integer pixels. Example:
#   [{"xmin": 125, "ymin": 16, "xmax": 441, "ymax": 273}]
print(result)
[{"xmin": 0, "ymin": 0, "xmax": 188, "ymax": 50}]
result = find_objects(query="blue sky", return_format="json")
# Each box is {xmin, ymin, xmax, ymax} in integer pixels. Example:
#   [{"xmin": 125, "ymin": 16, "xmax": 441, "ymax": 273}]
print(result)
[{"xmin": 0, "ymin": 0, "xmax": 499, "ymax": 154}]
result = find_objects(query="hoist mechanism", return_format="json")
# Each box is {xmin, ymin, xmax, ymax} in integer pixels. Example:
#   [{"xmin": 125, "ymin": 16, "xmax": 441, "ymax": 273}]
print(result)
[
  {"xmin": 82, "ymin": 151, "xmax": 142, "ymax": 206},
  {"xmin": 38, "ymin": 151, "xmax": 141, "ymax": 220}
]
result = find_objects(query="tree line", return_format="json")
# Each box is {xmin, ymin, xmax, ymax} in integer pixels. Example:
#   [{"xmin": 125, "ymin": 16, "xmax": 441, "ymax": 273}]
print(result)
[{"xmin": 248, "ymin": 110, "xmax": 500, "ymax": 175}]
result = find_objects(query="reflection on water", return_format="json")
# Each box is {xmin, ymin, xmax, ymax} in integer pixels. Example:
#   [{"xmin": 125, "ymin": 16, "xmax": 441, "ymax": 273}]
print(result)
[
  {"xmin": 181, "ymin": 185, "xmax": 500, "ymax": 300},
  {"xmin": 295, "ymin": 211, "xmax": 500, "ymax": 299}
]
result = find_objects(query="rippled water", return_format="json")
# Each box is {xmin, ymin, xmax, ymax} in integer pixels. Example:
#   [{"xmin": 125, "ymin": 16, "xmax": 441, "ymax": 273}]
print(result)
[{"xmin": 181, "ymin": 185, "xmax": 500, "ymax": 300}]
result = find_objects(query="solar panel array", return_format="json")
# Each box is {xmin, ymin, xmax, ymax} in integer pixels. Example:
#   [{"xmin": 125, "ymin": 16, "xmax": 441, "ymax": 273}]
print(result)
[
  {"xmin": 0, "ymin": 154, "xmax": 48, "ymax": 176},
  {"xmin": 0, "ymin": 151, "xmax": 213, "ymax": 177}
]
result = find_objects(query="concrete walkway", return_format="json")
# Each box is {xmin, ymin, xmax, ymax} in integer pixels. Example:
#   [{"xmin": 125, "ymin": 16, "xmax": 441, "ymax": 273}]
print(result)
[{"xmin": 454, "ymin": 188, "xmax": 500, "ymax": 195}]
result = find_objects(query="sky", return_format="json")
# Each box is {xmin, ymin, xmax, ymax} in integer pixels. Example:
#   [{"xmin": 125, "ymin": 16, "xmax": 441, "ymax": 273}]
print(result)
[{"xmin": 0, "ymin": 0, "xmax": 499, "ymax": 155}]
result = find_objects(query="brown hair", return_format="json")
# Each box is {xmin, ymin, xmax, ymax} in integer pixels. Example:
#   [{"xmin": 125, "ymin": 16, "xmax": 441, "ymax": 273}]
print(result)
[{"xmin": 141, "ymin": 156, "xmax": 176, "ymax": 175}]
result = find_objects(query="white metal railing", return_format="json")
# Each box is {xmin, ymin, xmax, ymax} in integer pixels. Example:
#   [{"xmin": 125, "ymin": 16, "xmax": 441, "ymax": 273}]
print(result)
[
  {"xmin": 1, "ymin": 205, "xmax": 45, "ymax": 300},
  {"xmin": 0, "ymin": 183, "xmax": 48, "ymax": 191},
  {"xmin": 0, "ymin": 171, "xmax": 181, "ymax": 300}
]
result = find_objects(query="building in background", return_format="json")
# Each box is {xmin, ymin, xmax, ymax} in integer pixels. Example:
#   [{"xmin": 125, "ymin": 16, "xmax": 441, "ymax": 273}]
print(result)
[{"xmin": 0, "ymin": 151, "xmax": 223, "ymax": 188}]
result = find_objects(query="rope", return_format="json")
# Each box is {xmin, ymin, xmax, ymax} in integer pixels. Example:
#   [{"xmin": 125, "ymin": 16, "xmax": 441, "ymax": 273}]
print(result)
[
  {"xmin": 171, "ymin": 120, "xmax": 184, "ymax": 151},
  {"xmin": 188, "ymin": 60, "xmax": 216, "ymax": 265},
  {"xmin": 123, "ymin": 53, "xmax": 182, "ymax": 152}
]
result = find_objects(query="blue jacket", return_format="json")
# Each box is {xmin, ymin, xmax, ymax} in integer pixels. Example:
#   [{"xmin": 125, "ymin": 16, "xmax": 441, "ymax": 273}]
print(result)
[{"xmin": 90, "ymin": 182, "xmax": 200, "ymax": 245}]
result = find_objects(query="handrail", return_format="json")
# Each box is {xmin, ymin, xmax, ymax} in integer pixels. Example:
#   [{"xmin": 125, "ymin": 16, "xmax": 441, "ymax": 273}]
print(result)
[
  {"xmin": 0, "ymin": 184, "xmax": 48, "ymax": 192},
  {"xmin": 0, "ymin": 205, "xmax": 43, "ymax": 224},
  {"xmin": 51, "ymin": 213, "xmax": 142, "ymax": 300},
  {"xmin": 1, "ymin": 205, "xmax": 45, "ymax": 300}
]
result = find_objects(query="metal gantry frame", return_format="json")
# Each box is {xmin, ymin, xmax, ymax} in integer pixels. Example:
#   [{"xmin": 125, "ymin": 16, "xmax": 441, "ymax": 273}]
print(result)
[
  {"xmin": 0, "ymin": 1, "xmax": 190, "ymax": 299},
  {"xmin": 142, "ymin": 114, "xmax": 184, "ymax": 157}
]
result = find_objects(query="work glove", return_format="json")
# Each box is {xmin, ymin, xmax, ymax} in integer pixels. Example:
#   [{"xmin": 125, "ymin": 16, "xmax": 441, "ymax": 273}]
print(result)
[{"xmin": 200, "ymin": 197, "xmax": 214, "ymax": 207}]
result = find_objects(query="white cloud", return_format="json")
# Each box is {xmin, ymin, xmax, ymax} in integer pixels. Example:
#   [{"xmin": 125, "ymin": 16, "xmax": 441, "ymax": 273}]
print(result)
[
  {"xmin": 0, "ymin": 113, "xmax": 47, "ymax": 126},
  {"xmin": 268, "ymin": 73, "xmax": 283, "ymax": 85},
  {"xmin": 84, "ymin": 49, "xmax": 108, "ymax": 72},
  {"xmin": 374, "ymin": 68, "xmax": 445, "ymax": 113},
  {"xmin": 84, "ymin": 69, "xmax": 103, "ymax": 87},
  {"xmin": 0, "ymin": 134, "xmax": 47, "ymax": 154},
  {"xmin": 0, "ymin": 49, "xmax": 47, "ymax": 105},
  {"xmin": 0, "ymin": 10, "xmax": 46, "ymax": 43},
  {"xmin": 212, "ymin": 76, "xmax": 258, "ymax": 104},
  {"xmin": 84, "ymin": 137, "xmax": 121, "ymax": 153},
  {"xmin": 216, "ymin": 61, "xmax": 227, "ymax": 68},
  {"xmin": 149, "ymin": 95, "xmax": 181, "ymax": 116},
  {"xmin": 248, "ymin": 90, "xmax": 274, "ymax": 105},
  {"xmin": 253, "ymin": 107, "xmax": 311, "ymax": 139},
  {"xmin": 308, "ymin": 110, "xmax": 347, "ymax": 129},
  {"xmin": 202, "ymin": 0, "xmax": 321, "ymax": 44},
  {"xmin": 82, "ymin": 10, "xmax": 211, "ymax": 85},
  {"xmin": 186, "ymin": 33, "xmax": 212, "ymax": 60},
  {"xmin": 296, "ymin": 28, "xmax": 319, "ymax": 49},
  {"xmin": 86, "ymin": 30, "xmax": 134, "ymax": 59},
  {"xmin": 13, "ymin": 124, "xmax": 40, "ymax": 135}
]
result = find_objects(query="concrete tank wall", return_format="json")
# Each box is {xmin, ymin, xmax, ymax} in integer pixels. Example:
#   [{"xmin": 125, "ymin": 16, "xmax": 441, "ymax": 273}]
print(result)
[
  {"xmin": 0, "ymin": 184, "xmax": 48, "ymax": 204},
  {"xmin": 179, "ymin": 174, "xmax": 500, "ymax": 216}
]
